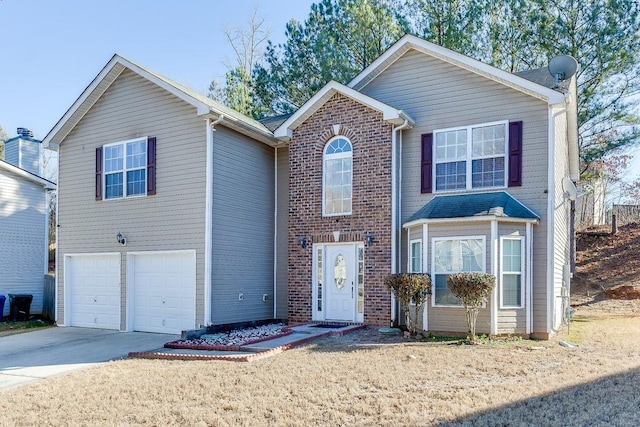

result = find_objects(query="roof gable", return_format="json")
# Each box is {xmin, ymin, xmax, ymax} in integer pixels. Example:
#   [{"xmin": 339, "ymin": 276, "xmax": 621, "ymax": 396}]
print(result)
[
  {"xmin": 349, "ymin": 34, "xmax": 566, "ymax": 106},
  {"xmin": 43, "ymin": 55, "xmax": 278, "ymax": 149},
  {"xmin": 274, "ymin": 81, "xmax": 414, "ymax": 140}
]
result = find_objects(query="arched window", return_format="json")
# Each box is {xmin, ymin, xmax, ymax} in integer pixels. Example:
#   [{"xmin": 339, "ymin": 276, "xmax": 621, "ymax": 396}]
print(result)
[{"xmin": 323, "ymin": 137, "xmax": 352, "ymax": 216}]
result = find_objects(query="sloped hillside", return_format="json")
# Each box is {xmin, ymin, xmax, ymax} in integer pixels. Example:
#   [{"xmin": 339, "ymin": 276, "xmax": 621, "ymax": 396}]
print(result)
[{"xmin": 573, "ymin": 223, "xmax": 640, "ymax": 313}]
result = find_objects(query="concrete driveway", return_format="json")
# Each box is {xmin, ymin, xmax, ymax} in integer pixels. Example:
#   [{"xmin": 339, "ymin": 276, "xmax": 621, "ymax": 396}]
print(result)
[{"xmin": 0, "ymin": 327, "xmax": 178, "ymax": 391}]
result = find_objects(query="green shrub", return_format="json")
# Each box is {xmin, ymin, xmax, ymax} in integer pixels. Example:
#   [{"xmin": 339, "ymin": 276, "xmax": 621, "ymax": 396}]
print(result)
[
  {"xmin": 447, "ymin": 272, "xmax": 496, "ymax": 342},
  {"xmin": 384, "ymin": 273, "xmax": 432, "ymax": 335}
]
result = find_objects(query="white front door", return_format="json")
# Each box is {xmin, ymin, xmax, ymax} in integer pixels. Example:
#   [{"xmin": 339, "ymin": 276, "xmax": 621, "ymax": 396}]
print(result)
[{"xmin": 325, "ymin": 244, "xmax": 356, "ymax": 321}]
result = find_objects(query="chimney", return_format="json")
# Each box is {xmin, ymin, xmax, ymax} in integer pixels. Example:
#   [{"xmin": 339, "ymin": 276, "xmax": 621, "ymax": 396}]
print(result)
[{"xmin": 3, "ymin": 127, "xmax": 42, "ymax": 176}]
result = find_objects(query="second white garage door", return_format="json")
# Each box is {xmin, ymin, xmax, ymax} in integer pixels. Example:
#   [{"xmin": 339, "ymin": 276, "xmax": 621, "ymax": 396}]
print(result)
[{"xmin": 130, "ymin": 251, "xmax": 196, "ymax": 334}]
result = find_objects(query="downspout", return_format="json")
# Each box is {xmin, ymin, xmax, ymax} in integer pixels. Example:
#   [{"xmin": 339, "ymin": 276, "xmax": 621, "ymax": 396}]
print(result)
[
  {"xmin": 273, "ymin": 148, "xmax": 278, "ymax": 319},
  {"xmin": 526, "ymin": 222, "xmax": 533, "ymax": 334},
  {"xmin": 548, "ymin": 105, "xmax": 569, "ymax": 334},
  {"xmin": 54, "ymin": 182, "xmax": 60, "ymax": 324},
  {"xmin": 204, "ymin": 115, "xmax": 223, "ymax": 326},
  {"xmin": 391, "ymin": 119, "xmax": 410, "ymax": 325},
  {"xmin": 491, "ymin": 220, "xmax": 498, "ymax": 335},
  {"xmin": 44, "ymin": 189, "xmax": 51, "ymax": 275}
]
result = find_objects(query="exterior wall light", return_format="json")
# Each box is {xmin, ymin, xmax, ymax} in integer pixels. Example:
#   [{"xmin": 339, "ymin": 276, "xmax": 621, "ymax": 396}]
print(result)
[
  {"xmin": 116, "ymin": 232, "xmax": 127, "ymax": 246},
  {"xmin": 298, "ymin": 236, "xmax": 307, "ymax": 249},
  {"xmin": 365, "ymin": 232, "xmax": 374, "ymax": 246}
]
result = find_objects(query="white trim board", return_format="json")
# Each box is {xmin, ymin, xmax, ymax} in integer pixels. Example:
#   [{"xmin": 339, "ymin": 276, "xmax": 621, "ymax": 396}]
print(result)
[{"xmin": 348, "ymin": 34, "xmax": 566, "ymax": 106}]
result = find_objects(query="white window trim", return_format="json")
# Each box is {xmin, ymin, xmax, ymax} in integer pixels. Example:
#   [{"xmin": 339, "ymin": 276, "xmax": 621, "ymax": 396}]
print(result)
[
  {"xmin": 433, "ymin": 120, "xmax": 509, "ymax": 193},
  {"xmin": 322, "ymin": 136, "xmax": 353, "ymax": 217},
  {"xmin": 312, "ymin": 244, "xmax": 323, "ymax": 319},
  {"xmin": 409, "ymin": 239, "xmax": 422, "ymax": 273},
  {"xmin": 408, "ymin": 238, "xmax": 423, "ymax": 306},
  {"xmin": 431, "ymin": 235, "xmax": 486, "ymax": 308},
  {"xmin": 103, "ymin": 136, "xmax": 148, "ymax": 200},
  {"xmin": 499, "ymin": 236, "xmax": 526, "ymax": 309}
]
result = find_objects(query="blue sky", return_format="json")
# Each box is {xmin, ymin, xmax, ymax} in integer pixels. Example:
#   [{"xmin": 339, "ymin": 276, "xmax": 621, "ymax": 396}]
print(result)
[{"xmin": 0, "ymin": 0, "xmax": 314, "ymax": 140}]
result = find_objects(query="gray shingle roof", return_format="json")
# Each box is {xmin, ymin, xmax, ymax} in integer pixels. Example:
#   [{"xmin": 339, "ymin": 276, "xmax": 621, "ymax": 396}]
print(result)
[
  {"xmin": 406, "ymin": 191, "xmax": 539, "ymax": 223},
  {"xmin": 260, "ymin": 113, "xmax": 292, "ymax": 132},
  {"xmin": 515, "ymin": 67, "xmax": 556, "ymax": 90}
]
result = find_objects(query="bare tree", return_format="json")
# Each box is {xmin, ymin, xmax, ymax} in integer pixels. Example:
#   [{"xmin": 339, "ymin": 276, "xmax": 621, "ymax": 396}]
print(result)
[{"xmin": 209, "ymin": 7, "xmax": 272, "ymax": 118}]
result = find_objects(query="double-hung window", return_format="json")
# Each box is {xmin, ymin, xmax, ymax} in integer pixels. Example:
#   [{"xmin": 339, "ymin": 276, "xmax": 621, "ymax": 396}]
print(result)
[
  {"xmin": 103, "ymin": 138, "xmax": 147, "ymax": 199},
  {"xmin": 434, "ymin": 121, "xmax": 507, "ymax": 191},
  {"xmin": 323, "ymin": 137, "xmax": 352, "ymax": 216},
  {"xmin": 432, "ymin": 237, "xmax": 485, "ymax": 306},
  {"xmin": 501, "ymin": 237, "xmax": 524, "ymax": 308}
]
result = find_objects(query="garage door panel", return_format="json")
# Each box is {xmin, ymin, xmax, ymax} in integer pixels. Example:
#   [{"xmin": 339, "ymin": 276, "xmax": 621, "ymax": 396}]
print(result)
[
  {"xmin": 67, "ymin": 255, "xmax": 120, "ymax": 330},
  {"xmin": 132, "ymin": 252, "xmax": 196, "ymax": 334}
]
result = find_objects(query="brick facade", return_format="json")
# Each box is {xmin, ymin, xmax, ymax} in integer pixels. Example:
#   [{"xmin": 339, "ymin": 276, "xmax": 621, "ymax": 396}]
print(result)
[{"xmin": 288, "ymin": 93, "xmax": 393, "ymax": 326}]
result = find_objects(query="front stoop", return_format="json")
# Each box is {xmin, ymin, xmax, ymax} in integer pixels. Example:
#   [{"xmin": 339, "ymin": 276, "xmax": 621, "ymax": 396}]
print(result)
[{"xmin": 128, "ymin": 324, "xmax": 364, "ymax": 362}]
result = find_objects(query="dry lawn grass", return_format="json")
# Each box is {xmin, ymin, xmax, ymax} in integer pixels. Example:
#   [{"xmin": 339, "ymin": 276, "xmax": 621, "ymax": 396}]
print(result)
[{"xmin": 0, "ymin": 306, "xmax": 638, "ymax": 426}]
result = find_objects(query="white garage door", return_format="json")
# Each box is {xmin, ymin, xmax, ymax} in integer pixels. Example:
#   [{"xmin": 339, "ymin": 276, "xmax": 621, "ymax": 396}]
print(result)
[
  {"xmin": 131, "ymin": 252, "xmax": 196, "ymax": 334},
  {"xmin": 66, "ymin": 254, "xmax": 121, "ymax": 330}
]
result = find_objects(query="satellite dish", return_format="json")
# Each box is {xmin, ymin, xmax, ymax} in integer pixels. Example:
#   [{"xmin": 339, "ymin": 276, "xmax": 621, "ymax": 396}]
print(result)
[
  {"xmin": 562, "ymin": 177, "xmax": 578, "ymax": 201},
  {"xmin": 548, "ymin": 55, "xmax": 578, "ymax": 89}
]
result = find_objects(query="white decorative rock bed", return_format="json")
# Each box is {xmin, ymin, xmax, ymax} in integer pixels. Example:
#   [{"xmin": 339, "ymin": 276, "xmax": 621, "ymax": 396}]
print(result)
[{"xmin": 165, "ymin": 323, "xmax": 289, "ymax": 350}]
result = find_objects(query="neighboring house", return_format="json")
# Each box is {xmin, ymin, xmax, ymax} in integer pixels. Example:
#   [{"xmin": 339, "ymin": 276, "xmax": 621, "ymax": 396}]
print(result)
[
  {"xmin": 0, "ymin": 128, "xmax": 56, "ymax": 318},
  {"xmin": 43, "ymin": 34, "xmax": 578, "ymax": 338}
]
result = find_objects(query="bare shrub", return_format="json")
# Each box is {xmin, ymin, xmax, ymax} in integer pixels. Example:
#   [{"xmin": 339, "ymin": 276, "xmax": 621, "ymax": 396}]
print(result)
[
  {"xmin": 384, "ymin": 273, "xmax": 431, "ymax": 335},
  {"xmin": 447, "ymin": 272, "xmax": 496, "ymax": 342}
]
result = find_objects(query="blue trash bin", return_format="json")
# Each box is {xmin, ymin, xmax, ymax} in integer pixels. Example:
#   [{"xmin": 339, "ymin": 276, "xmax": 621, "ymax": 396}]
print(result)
[{"xmin": 0, "ymin": 295, "xmax": 5, "ymax": 322}]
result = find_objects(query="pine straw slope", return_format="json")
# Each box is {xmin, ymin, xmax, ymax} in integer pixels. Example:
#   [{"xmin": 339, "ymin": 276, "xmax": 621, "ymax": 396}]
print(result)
[
  {"xmin": 575, "ymin": 223, "xmax": 640, "ymax": 291},
  {"xmin": 0, "ymin": 314, "xmax": 639, "ymax": 426}
]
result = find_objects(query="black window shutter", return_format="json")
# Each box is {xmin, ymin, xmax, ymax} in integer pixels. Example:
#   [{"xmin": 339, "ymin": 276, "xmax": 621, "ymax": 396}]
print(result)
[
  {"xmin": 508, "ymin": 121, "xmax": 523, "ymax": 187},
  {"xmin": 421, "ymin": 133, "xmax": 433, "ymax": 193},
  {"xmin": 147, "ymin": 137, "xmax": 156, "ymax": 195},
  {"xmin": 95, "ymin": 147, "xmax": 103, "ymax": 200}
]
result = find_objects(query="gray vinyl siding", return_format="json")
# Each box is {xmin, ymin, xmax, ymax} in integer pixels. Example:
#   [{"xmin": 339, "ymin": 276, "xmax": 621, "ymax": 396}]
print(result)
[
  {"xmin": 21, "ymin": 140, "xmax": 41, "ymax": 176},
  {"xmin": 275, "ymin": 147, "xmax": 289, "ymax": 319},
  {"xmin": 210, "ymin": 126, "xmax": 275, "ymax": 324},
  {"xmin": 361, "ymin": 49, "xmax": 550, "ymax": 335},
  {"xmin": 424, "ymin": 223, "xmax": 492, "ymax": 334},
  {"xmin": 56, "ymin": 69, "xmax": 207, "ymax": 329},
  {"xmin": 4, "ymin": 139, "xmax": 41, "ymax": 175},
  {"xmin": 0, "ymin": 170, "xmax": 47, "ymax": 317},
  {"xmin": 551, "ymin": 110, "xmax": 571, "ymax": 330},
  {"xmin": 3, "ymin": 141, "xmax": 19, "ymax": 168}
]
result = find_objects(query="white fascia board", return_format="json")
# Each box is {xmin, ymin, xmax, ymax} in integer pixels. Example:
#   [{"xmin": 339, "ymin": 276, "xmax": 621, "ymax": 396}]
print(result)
[
  {"xmin": 205, "ymin": 112, "xmax": 279, "ymax": 146},
  {"xmin": 274, "ymin": 80, "xmax": 413, "ymax": 139},
  {"xmin": 42, "ymin": 55, "xmax": 211, "ymax": 149},
  {"xmin": 0, "ymin": 160, "xmax": 56, "ymax": 189},
  {"xmin": 402, "ymin": 215, "xmax": 539, "ymax": 229},
  {"xmin": 117, "ymin": 57, "xmax": 211, "ymax": 116},
  {"xmin": 349, "ymin": 34, "xmax": 566, "ymax": 105},
  {"xmin": 116, "ymin": 58, "xmax": 278, "ymax": 146},
  {"xmin": 42, "ymin": 55, "xmax": 124, "ymax": 148}
]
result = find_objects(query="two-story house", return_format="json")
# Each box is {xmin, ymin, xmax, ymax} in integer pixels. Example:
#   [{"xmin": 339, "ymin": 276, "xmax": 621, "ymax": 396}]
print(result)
[{"xmin": 43, "ymin": 35, "xmax": 578, "ymax": 338}]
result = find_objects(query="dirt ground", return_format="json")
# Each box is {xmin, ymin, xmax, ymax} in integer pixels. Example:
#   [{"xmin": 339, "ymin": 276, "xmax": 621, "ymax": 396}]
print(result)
[
  {"xmin": 573, "ymin": 223, "xmax": 640, "ymax": 305},
  {"xmin": 0, "ymin": 301, "xmax": 638, "ymax": 427}
]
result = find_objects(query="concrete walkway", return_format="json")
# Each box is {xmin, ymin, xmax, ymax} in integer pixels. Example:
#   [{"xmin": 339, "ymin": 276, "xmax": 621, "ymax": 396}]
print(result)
[
  {"xmin": 129, "ymin": 324, "xmax": 364, "ymax": 362},
  {"xmin": 0, "ymin": 327, "xmax": 178, "ymax": 391},
  {"xmin": 0, "ymin": 324, "xmax": 362, "ymax": 391}
]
